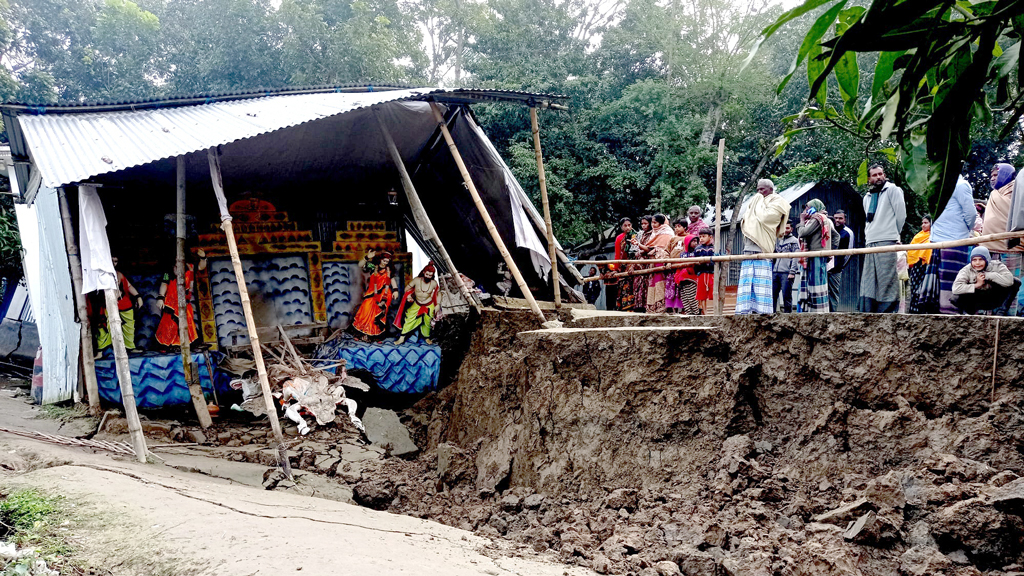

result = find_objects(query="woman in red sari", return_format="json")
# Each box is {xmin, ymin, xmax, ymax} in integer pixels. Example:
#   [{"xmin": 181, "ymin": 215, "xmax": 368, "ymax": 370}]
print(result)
[{"xmin": 352, "ymin": 251, "xmax": 396, "ymax": 338}]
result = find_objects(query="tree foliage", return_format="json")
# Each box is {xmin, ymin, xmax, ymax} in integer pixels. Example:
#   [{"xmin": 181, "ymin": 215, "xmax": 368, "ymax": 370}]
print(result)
[
  {"xmin": 754, "ymin": 0, "xmax": 1024, "ymax": 216},
  {"xmin": 0, "ymin": 0, "xmax": 1019, "ymax": 247}
]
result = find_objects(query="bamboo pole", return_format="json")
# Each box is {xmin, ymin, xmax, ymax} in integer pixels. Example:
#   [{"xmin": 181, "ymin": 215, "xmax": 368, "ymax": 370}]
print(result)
[
  {"xmin": 428, "ymin": 102, "xmax": 546, "ymax": 323},
  {"xmin": 713, "ymin": 139, "xmax": 724, "ymax": 316},
  {"xmin": 530, "ymin": 107, "xmax": 560, "ymax": 308},
  {"xmin": 580, "ymin": 229, "xmax": 1024, "ymax": 282},
  {"xmin": 577, "ymin": 229, "xmax": 1024, "ymax": 268},
  {"xmin": 102, "ymin": 289, "xmax": 147, "ymax": 462},
  {"xmin": 56, "ymin": 188, "xmax": 101, "ymax": 415},
  {"xmin": 176, "ymin": 157, "xmax": 212, "ymax": 429},
  {"xmin": 372, "ymin": 107, "xmax": 480, "ymax": 312},
  {"xmin": 207, "ymin": 148, "xmax": 292, "ymax": 480}
]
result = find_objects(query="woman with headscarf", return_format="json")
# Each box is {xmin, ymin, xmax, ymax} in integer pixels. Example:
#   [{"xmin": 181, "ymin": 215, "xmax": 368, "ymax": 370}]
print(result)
[
  {"xmin": 630, "ymin": 216, "xmax": 653, "ymax": 311},
  {"xmin": 796, "ymin": 199, "xmax": 835, "ymax": 313},
  {"xmin": 980, "ymin": 163, "xmax": 1023, "ymax": 315},
  {"xmin": 906, "ymin": 216, "xmax": 932, "ymax": 313},
  {"xmin": 613, "ymin": 218, "xmax": 638, "ymax": 311},
  {"xmin": 639, "ymin": 214, "xmax": 675, "ymax": 313}
]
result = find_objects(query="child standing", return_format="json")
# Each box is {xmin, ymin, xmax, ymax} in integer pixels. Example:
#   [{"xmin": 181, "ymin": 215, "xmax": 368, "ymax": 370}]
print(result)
[
  {"xmin": 674, "ymin": 234, "xmax": 702, "ymax": 315},
  {"xmin": 693, "ymin": 227, "xmax": 715, "ymax": 314}
]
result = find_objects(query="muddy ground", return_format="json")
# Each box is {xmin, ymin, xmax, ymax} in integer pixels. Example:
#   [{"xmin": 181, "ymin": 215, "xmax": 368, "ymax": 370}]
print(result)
[
  {"xmin": 21, "ymin": 309, "xmax": 1024, "ymax": 575},
  {"xmin": 349, "ymin": 310, "xmax": 1024, "ymax": 576}
]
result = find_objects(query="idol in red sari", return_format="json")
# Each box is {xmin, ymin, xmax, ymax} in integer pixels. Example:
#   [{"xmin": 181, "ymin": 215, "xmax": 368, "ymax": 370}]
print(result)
[{"xmin": 352, "ymin": 251, "xmax": 396, "ymax": 338}]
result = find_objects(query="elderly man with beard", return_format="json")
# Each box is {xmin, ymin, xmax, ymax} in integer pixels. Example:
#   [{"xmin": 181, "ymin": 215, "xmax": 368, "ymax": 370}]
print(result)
[{"xmin": 859, "ymin": 163, "xmax": 906, "ymax": 313}]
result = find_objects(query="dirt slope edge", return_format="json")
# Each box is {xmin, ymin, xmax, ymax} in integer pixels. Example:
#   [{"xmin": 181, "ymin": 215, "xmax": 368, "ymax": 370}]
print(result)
[{"xmin": 364, "ymin": 311, "xmax": 1024, "ymax": 575}]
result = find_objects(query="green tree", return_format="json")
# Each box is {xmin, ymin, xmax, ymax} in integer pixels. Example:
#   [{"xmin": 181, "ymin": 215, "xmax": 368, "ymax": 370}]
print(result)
[{"xmin": 754, "ymin": 0, "xmax": 1024, "ymax": 214}]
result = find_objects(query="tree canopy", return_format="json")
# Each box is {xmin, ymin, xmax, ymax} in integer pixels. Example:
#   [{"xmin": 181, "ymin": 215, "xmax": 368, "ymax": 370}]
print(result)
[{"xmin": 0, "ymin": 0, "xmax": 1020, "ymax": 246}]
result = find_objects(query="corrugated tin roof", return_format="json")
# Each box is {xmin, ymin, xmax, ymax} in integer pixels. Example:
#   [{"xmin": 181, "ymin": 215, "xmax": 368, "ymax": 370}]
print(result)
[
  {"xmin": 14, "ymin": 88, "xmax": 435, "ymax": 189},
  {"xmin": 4, "ymin": 86, "xmax": 568, "ymax": 190}
]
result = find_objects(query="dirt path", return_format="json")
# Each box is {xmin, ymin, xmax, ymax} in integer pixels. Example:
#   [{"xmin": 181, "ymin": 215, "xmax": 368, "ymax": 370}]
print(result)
[{"xmin": 0, "ymin": 397, "xmax": 593, "ymax": 576}]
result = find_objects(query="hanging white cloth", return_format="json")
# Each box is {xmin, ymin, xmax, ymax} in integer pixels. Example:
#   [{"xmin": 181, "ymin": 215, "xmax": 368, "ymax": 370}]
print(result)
[{"xmin": 78, "ymin": 184, "xmax": 117, "ymax": 293}]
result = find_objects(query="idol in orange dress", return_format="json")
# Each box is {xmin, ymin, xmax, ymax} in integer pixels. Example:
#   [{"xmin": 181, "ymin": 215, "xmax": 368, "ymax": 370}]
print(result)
[
  {"xmin": 156, "ymin": 262, "xmax": 200, "ymax": 347},
  {"xmin": 352, "ymin": 252, "xmax": 395, "ymax": 338}
]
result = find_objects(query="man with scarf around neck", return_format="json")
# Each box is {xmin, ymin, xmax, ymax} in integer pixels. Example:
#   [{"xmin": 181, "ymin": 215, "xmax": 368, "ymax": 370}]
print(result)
[
  {"xmin": 737, "ymin": 179, "xmax": 791, "ymax": 314},
  {"xmin": 951, "ymin": 246, "xmax": 1021, "ymax": 315},
  {"xmin": 859, "ymin": 163, "xmax": 906, "ymax": 313}
]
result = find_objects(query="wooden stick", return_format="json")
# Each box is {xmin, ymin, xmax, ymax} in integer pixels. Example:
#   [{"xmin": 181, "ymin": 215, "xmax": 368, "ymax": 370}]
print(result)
[
  {"xmin": 177, "ymin": 157, "xmax": 212, "ymax": 428},
  {"xmin": 991, "ymin": 317, "xmax": 1000, "ymax": 403},
  {"xmin": 713, "ymin": 139, "xmax": 724, "ymax": 316},
  {"xmin": 56, "ymin": 188, "xmax": 101, "ymax": 415},
  {"xmin": 530, "ymin": 107, "xmax": 561, "ymax": 308},
  {"xmin": 372, "ymin": 107, "xmax": 480, "ymax": 312},
  {"xmin": 102, "ymin": 289, "xmax": 147, "ymax": 463},
  {"xmin": 579, "ymin": 230, "xmax": 1024, "ymax": 282},
  {"xmin": 429, "ymin": 102, "xmax": 546, "ymax": 323},
  {"xmin": 207, "ymin": 147, "xmax": 292, "ymax": 480},
  {"xmin": 277, "ymin": 325, "xmax": 307, "ymax": 375}
]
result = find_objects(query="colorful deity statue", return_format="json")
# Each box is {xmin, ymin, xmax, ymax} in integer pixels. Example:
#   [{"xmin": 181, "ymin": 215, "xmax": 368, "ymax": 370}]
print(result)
[
  {"xmin": 352, "ymin": 251, "xmax": 396, "ymax": 339},
  {"xmin": 155, "ymin": 250, "xmax": 207, "ymax": 348},
  {"xmin": 394, "ymin": 262, "xmax": 440, "ymax": 344}
]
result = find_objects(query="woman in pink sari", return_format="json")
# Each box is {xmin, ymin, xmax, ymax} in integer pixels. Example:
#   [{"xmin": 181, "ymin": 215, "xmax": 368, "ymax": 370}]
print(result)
[{"xmin": 636, "ymin": 214, "xmax": 675, "ymax": 313}]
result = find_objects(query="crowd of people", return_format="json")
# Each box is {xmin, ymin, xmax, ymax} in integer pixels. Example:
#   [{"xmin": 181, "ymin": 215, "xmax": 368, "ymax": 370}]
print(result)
[{"xmin": 583, "ymin": 162, "xmax": 1024, "ymax": 317}]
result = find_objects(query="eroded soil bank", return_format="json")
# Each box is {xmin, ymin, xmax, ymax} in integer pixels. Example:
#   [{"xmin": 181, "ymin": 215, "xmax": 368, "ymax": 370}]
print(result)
[{"xmin": 358, "ymin": 311, "xmax": 1024, "ymax": 576}]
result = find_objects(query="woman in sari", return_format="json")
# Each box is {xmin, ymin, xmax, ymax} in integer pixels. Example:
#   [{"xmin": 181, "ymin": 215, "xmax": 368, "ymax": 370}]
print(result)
[
  {"xmin": 352, "ymin": 251, "xmax": 396, "ymax": 339},
  {"xmin": 614, "ymin": 218, "xmax": 639, "ymax": 311},
  {"xmin": 638, "ymin": 214, "xmax": 675, "ymax": 313},
  {"xmin": 796, "ymin": 199, "xmax": 833, "ymax": 313},
  {"xmin": 631, "ymin": 216, "xmax": 653, "ymax": 311},
  {"xmin": 906, "ymin": 217, "xmax": 932, "ymax": 313}
]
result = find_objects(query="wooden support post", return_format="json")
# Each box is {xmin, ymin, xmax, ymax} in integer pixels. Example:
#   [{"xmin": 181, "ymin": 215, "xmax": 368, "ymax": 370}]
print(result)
[
  {"xmin": 713, "ymin": 139, "xmax": 725, "ymax": 316},
  {"xmin": 177, "ymin": 157, "xmax": 212, "ymax": 429},
  {"xmin": 207, "ymin": 148, "xmax": 292, "ymax": 479},
  {"xmin": 530, "ymin": 107, "xmax": 561, "ymax": 308},
  {"xmin": 103, "ymin": 289, "xmax": 147, "ymax": 462},
  {"xmin": 56, "ymin": 188, "xmax": 101, "ymax": 415},
  {"xmin": 429, "ymin": 102, "xmax": 547, "ymax": 323},
  {"xmin": 372, "ymin": 108, "xmax": 480, "ymax": 312}
]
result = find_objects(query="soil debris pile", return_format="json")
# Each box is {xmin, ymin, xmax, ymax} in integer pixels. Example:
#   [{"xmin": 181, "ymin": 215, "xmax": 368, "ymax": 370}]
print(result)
[{"xmin": 357, "ymin": 311, "xmax": 1024, "ymax": 576}]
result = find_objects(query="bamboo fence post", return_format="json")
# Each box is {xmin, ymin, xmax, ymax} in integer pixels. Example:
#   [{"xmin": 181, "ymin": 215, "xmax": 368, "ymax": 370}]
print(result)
[
  {"xmin": 372, "ymin": 107, "xmax": 480, "ymax": 312},
  {"xmin": 56, "ymin": 188, "xmax": 101, "ymax": 415},
  {"xmin": 530, "ymin": 106, "xmax": 561, "ymax": 308},
  {"xmin": 102, "ymin": 289, "xmax": 147, "ymax": 463},
  {"xmin": 429, "ymin": 102, "xmax": 546, "ymax": 323},
  {"xmin": 713, "ymin": 139, "xmax": 725, "ymax": 316},
  {"xmin": 207, "ymin": 148, "xmax": 292, "ymax": 480},
  {"xmin": 176, "ymin": 157, "xmax": 212, "ymax": 429}
]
